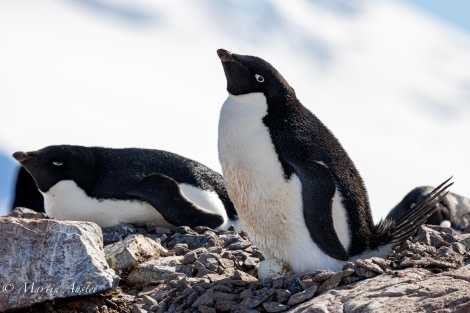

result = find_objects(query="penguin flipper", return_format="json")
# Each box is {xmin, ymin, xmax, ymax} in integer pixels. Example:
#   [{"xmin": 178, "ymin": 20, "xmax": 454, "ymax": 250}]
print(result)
[
  {"xmin": 127, "ymin": 173, "xmax": 224, "ymax": 229},
  {"xmin": 294, "ymin": 162, "xmax": 350, "ymax": 261}
]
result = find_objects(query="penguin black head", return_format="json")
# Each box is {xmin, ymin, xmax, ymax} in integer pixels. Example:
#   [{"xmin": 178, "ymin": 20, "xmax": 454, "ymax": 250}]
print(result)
[
  {"xmin": 13, "ymin": 145, "xmax": 97, "ymax": 193},
  {"xmin": 217, "ymin": 49, "xmax": 295, "ymax": 99}
]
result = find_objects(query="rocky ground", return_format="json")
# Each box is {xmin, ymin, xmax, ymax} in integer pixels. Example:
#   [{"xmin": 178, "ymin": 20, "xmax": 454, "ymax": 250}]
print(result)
[{"xmin": 5, "ymin": 208, "xmax": 470, "ymax": 313}]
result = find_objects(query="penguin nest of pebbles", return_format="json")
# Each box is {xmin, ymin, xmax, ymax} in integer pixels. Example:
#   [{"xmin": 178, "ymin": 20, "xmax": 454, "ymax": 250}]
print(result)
[{"xmin": 10, "ymin": 207, "xmax": 470, "ymax": 313}]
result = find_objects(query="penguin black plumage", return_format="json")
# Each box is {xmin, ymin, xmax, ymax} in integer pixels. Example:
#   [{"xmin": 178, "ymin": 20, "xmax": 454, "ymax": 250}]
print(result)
[
  {"xmin": 216, "ymin": 49, "xmax": 451, "ymax": 273},
  {"xmin": 13, "ymin": 145, "xmax": 239, "ymax": 230}
]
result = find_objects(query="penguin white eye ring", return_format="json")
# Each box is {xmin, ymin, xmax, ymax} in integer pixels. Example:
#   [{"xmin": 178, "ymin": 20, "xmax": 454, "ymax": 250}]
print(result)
[
  {"xmin": 255, "ymin": 74, "xmax": 265, "ymax": 83},
  {"xmin": 52, "ymin": 161, "xmax": 63, "ymax": 167}
]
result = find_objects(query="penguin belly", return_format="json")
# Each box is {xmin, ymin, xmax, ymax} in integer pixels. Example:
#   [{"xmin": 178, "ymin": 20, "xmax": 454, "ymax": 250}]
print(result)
[
  {"xmin": 219, "ymin": 93, "xmax": 346, "ymax": 273},
  {"xmin": 43, "ymin": 180, "xmax": 176, "ymax": 228}
]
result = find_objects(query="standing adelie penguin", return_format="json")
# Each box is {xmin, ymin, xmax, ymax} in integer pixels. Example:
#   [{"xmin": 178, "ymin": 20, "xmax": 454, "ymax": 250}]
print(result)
[
  {"xmin": 13, "ymin": 145, "xmax": 239, "ymax": 230},
  {"xmin": 216, "ymin": 49, "xmax": 452, "ymax": 273}
]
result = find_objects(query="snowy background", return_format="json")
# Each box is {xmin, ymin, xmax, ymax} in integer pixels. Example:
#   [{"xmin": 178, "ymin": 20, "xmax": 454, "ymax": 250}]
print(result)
[{"xmin": 1, "ymin": 0, "xmax": 469, "ymax": 221}]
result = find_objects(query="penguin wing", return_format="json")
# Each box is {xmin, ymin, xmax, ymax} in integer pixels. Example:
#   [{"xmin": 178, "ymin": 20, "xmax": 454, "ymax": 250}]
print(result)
[
  {"xmin": 126, "ymin": 173, "xmax": 224, "ymax": 228},
  {"xmin": 290, "ymin": 161, "xmax": 350, "ymax": 260}
]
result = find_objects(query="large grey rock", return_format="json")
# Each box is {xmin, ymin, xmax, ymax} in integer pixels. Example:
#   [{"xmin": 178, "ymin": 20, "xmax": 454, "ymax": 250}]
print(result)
[
  {"xmin": 289, "ymin": 265, "xmax": 470, "ymax": 313},
  {"xmin": 0, "ymin": 217, "xmax": 119, "ymax": 311}
]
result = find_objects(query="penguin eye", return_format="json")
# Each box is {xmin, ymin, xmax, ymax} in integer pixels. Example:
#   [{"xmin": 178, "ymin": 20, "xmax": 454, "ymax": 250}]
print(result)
[
  {"xmin": 255, "ymin": 74, "xmax": 265, "ymax": 83},
  {"xmin": 52, "ymin": 161, "xmax": 63, "ymax": 167}
]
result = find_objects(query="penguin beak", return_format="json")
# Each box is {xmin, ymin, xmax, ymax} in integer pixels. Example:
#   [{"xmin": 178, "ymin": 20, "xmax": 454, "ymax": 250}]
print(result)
[
  {"xmin": 217, "ymin": 49, "xmax": 235, "ymax": 63},
  {"xmin": 12, "ymin": 151, "xmax": 33, "ymax": 164}
]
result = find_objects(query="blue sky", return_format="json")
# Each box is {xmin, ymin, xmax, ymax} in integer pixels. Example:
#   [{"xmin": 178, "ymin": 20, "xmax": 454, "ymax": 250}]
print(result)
[{"xmin": 400, "ymin": 0, "xmax": 470, "ymax": 33}]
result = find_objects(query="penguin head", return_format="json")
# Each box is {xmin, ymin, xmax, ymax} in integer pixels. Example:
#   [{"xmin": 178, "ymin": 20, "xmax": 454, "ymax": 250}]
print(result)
[
  {"xmin": 217, "ymin": 49, "xmax": 295, "ymax": 99},
  {"xmin": 13, "ymin": 145, "xmax": 97, "ymax": 193}
]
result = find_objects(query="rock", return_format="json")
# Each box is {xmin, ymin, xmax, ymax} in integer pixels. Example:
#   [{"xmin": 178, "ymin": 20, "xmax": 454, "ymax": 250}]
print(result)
[
  {"xmin": 289, "ymin": 266, "xmax": 470, "ymax": 313},
  {"xmin": 258, "ymin": 258, "xmax": 294, "ymax": 280},
  {"xmin": 240, "ymin": 287, "xmax": 275, "ymax": 308},
  {"xmin": 263, "ymin": 301, "xmax": 291, "ymax": 312},
  {"xmin": 192, "ymin": 288, "xmax": 214, "ymax": 308},
  {"xmin": 105, "ymin": 234, "xmax": 166, "ymax": 271},
  {"xmin": 125, "ymin": 256, "xmax": 183, "ymax": 286},
  {"xmin": 355, "ymin": 258, "xmax": 384, "ymax": 274},
  {"xmin": 317, "ymin": 271, "xmax": 342, "ymax": 293},
  {"xmin": 0, "ymin": 217, "xmax": 119, "ymax": 312},
  {"xmin": 287, "ymin": 285, "xmax": 317, "ymax": 306},
  {"xmin": 102, "ymin": 223, "xmax": 137, "ymax": 245},
  {"xmin": 8, "ymin": 207, "xmax": 48, "ymax": 219}
]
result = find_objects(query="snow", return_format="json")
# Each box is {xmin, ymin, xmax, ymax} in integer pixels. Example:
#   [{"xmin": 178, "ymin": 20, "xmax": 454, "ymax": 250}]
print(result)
[{"xmin": 0, "ymin": 0, "xmax": 469, "ymax": 220}]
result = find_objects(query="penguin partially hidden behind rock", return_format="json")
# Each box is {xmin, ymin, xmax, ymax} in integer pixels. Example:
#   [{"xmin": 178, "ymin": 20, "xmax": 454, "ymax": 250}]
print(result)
[
  {"xmin": 13, "ymin": 145, "xmax": 240, "ymax": 230},
  {"xmin": 216, "ymin": 49, "xmax": 452, "ymax": 273}
]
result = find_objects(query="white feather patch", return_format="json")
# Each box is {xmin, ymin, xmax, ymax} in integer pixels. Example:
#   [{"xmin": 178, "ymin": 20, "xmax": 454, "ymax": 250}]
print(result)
[{"xmin": 42, "ymin": 180, "xmax": 236, "ymax": 229}]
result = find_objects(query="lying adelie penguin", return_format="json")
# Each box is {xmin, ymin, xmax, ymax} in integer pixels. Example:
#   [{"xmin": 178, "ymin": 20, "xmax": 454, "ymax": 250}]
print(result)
[
  {"xmin": 13, "ymin": 145, "xmax": 240, "ymax": 230},
  {"xmin": 216, "ymin": 48, "xmax": 452, "ymax": 273}
]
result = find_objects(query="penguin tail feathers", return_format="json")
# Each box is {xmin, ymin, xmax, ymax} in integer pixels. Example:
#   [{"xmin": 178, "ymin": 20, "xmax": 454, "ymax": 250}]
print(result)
[{"xmin": 372, "ymin": 177, "xmax": 453, "ymax": 248}]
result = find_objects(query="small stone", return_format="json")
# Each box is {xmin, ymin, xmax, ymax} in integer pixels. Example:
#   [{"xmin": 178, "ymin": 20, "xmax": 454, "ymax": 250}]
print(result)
[
  {"xmin": 198, "ymin": 305, "xmax": 216, "ymax": 313},
  {"xmin": 287, "ymin": 277, "xmax": 303, "ymax": 295},
  {"xmin": 341, "ymin": 268, "xmax": 356, "ymax": 278},
  {"xmin": 173, "ymin": 243, "xmax": 190, "ymax": 256},
  {"xmin": 168, "ymin": 273, "xmax": 190, "ymax": 289},
  {"xmin": 230, "ymin": 305, "xmax": 260, "ymax": 313},
  {"xmin": 370, "ymin": 257, "xmax": 392, "ymax": 271},
  {"xmin": 356, "ymin": 258, "xmax": 384, "ymax": 274},
  {"xmin": 451, "ymin": 242, "xmax": 467, "ymax": 255},
  {"xmin": 317, "ymin": 271, "xmax": 343, "ymax": 292},
  {"xmin": 194, "ymin": 225, "xmax": 213, "ymax": 233},
  {"xmin": 102, "ymin": 223, "xmax": 136, "ymax": 244},
  {"xmin": 262, "ymin": 301, "xmax": 290, "ymax": 312},
  {"xmin": 342, "ymin": 276, "xmax": 363, "ymax": 284},
  {"xmin": 437, "ymin": 246, "xmax": 454, "ymax": 258},
  {"xmin": 240, "ymin": 287, "xmax": 275, "ymax": 308},
  {"xmin": 192, "ymin": 289, "xmax": 214, "ymax": 308},
  {"xmin": 214, "ymin": 300, "xmax": 238, "ymax": 312},
  {"xmin": 132, "ymin": 303, "xmax": 148, "ymax": 313},
  {"xmin": 142, "ymin": 295, "xmax": 158, "ymax": 306},
  {"xmin": 126, "ymin": 257, "xmax": 182, "ymax": 286},
  {"xmin": 300, "ymin": 277, "xmax": 316, "ymax": 290},
  {"xmin": 239, "ymin": 289, "xmax": 254, "ymax": 299},
  {"xmin": 313, "ymin": 270, "xmax": 336, "ymax": 282},
  {"xmin": 355, "ymin": 267, "xmax": 378, "ymax": 278},
  {"xmin": 174, "ymin": 226, "xmax": 196, "ymax": 234},
  {"xmin": 105, "ymin": 234, "xmax": 165, "ymax": 271},
  {"xmin": 274, "ymin": 289, "xmax": 291, "ymax": 303},
  {"xmin": 287, "ymin": 285, "xmax": 317, "ymax": 306},
  {"xmin": 213, "ymin": 291, "xmax": 239, "ymax": 301},
  {"xmin": 220, "ymin": 258, "xmax": 235, "ymax": 269},
  {"xmin": 226, "ymin": 240, "xmax": 252, "ymax": 250}
]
